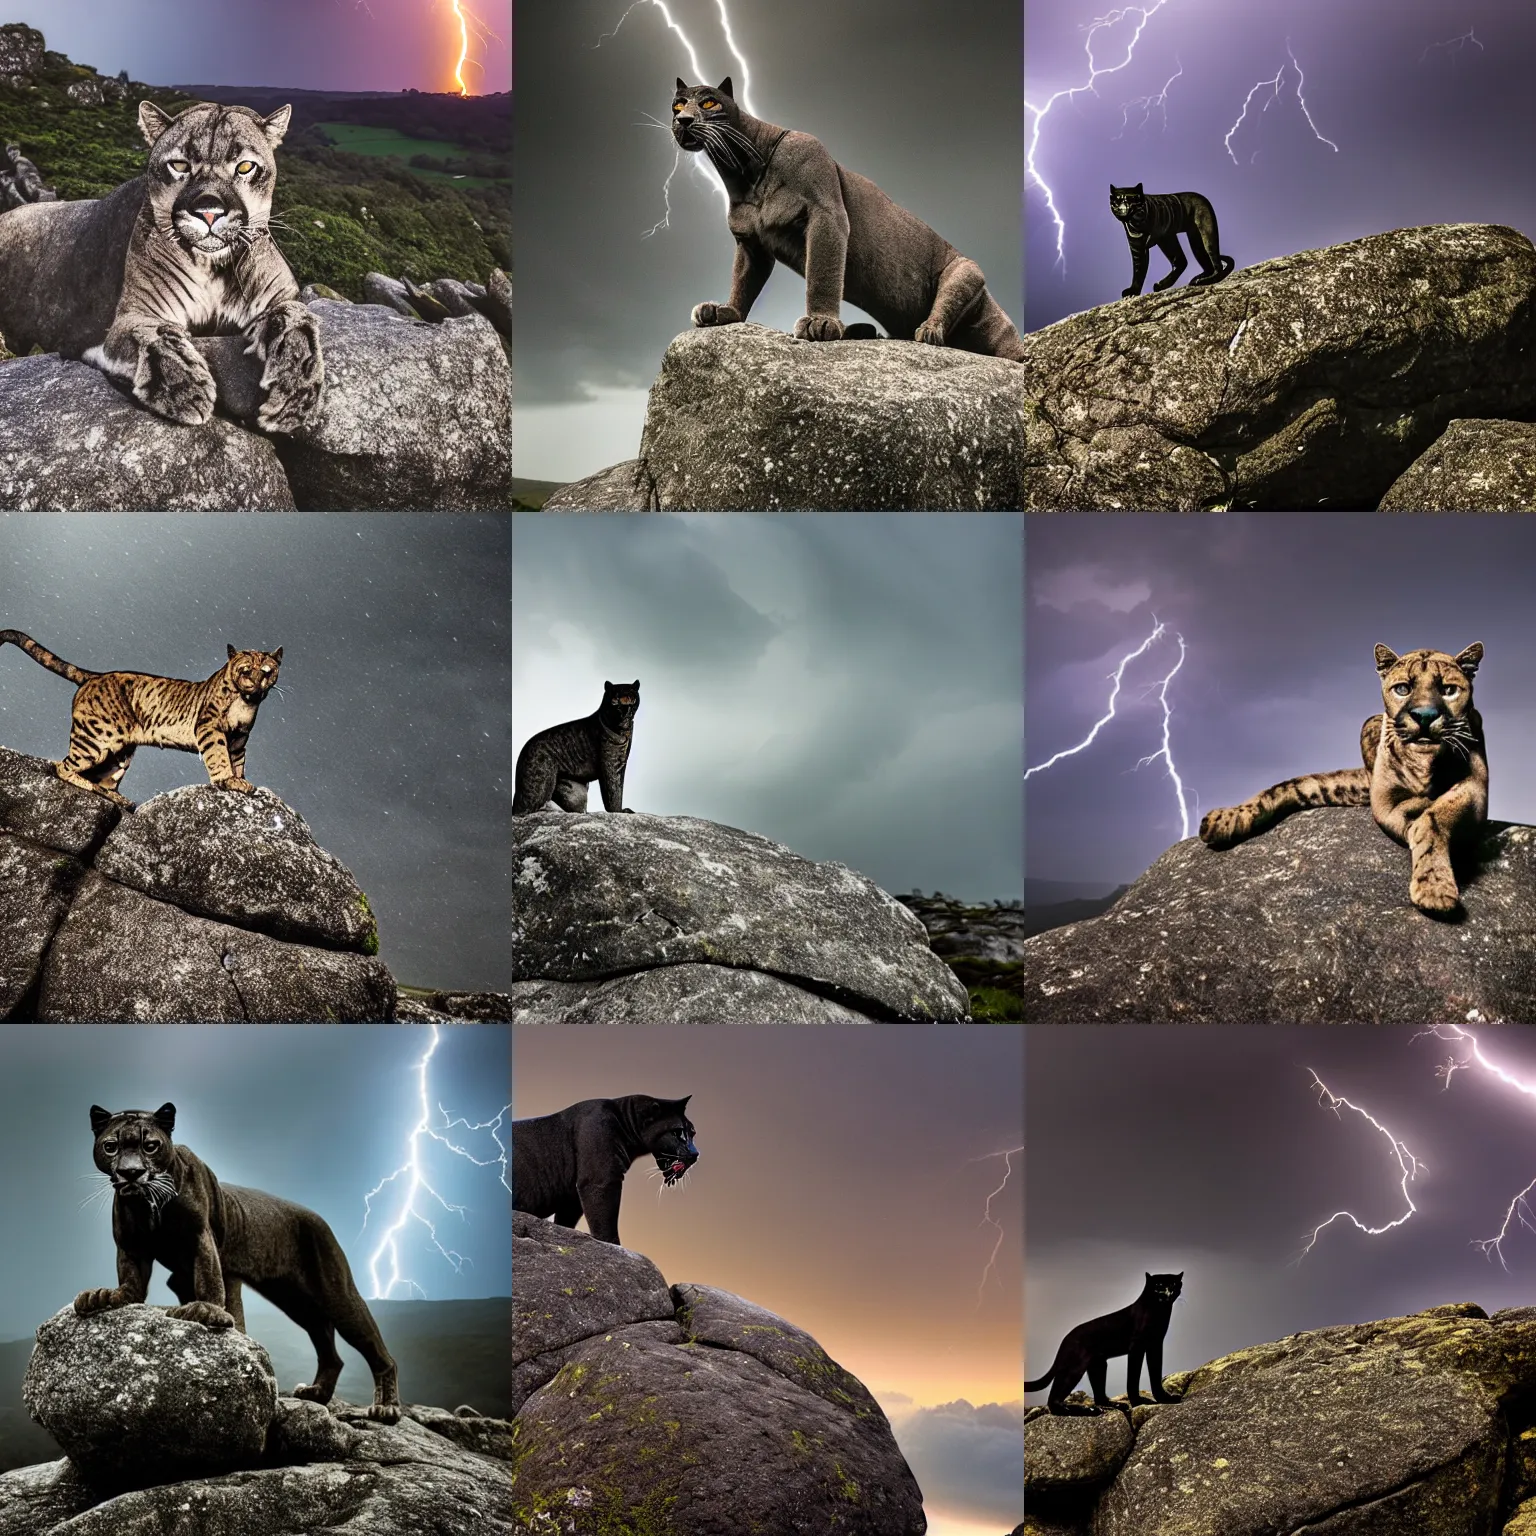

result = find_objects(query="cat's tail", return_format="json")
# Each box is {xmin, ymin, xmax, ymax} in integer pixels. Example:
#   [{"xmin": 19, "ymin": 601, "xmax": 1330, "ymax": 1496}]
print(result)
[
  {"xmin": 1219, "ymin": 254, "xmax": 1235, "ymax": 279},
  {"xmin": 1025, "ymin": 1368, "xmax": 1055, "ymax": 1392},
  {"xmin": 0, "ymin": 630, "xmax": 98, "ymax": 684}
]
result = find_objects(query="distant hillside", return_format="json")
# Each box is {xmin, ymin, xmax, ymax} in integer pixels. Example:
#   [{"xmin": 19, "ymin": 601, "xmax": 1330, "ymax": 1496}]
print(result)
[
  {"xmin": 0, "ymin": 32, "xmax": 508, "ymax": 299},
  {"xmin": 0, "ymin": 1296, "xmax": 510, "ymax": 1473},
  {"xmin": 1025, "ymin": 886, "xmax": 1129, "ymax": 937}
]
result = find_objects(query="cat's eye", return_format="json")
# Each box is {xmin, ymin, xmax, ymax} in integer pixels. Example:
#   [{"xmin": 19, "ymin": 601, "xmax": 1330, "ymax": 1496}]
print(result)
[
  {"xmin": 236, "ymin": 160, "xmax": 256, "ymax": 174},
  {"xmin": 168, "ymin": 159, "xmax": 189, "ymax": 172},
  {"xmin": 145, "ymin": 1140, "xmax": 159, "ymax": 1151},
  {"xmin": 1392, "ymin": 683, "xmax": 1411, "ymax": 696},
  {"xmin": 1442, "ymin": 685, "xmax": 1459, "ymax": 696},
  {"xmin": 702, "ymin": 98, "xmax": 719, "ymax": 109}
]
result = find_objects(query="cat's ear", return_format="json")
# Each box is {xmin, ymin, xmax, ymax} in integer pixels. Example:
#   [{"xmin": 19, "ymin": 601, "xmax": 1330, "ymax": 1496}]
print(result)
[
  {"xmin": 1145, "ymin": 1272, "xmax": 1152, "ymax": 1282},
  {"xmin": 1134, "ymin": 182, "xmax": 1143, "ymax": 193},
  {"xmin": 138, "ymin": 101, "xmax": 176, "ymax": 147},
  {"xmin": 90, "ymin": 1105, "xmax": 112, "ymax": 1136},
  {"xmin": 272, "ymin": 647, "xmax": 283, "ymax": 663},
  {"xmin": 153, "ymin": 1103, "xmax": 177, "ymax": 1133},
  {"xmin": 676, "ymin": 78, "xmax": 688, "ymax": 93},
  {"xmin": 1375, "ymin": 644, "xmax": 1400, "ymax": 675},
  {"xmin": 605, "ymin": 679, "xmax": 614, "ymax": 690},
  {"xmin": 1455, "ymin": 643, "xmax": 1483, "ymax": 677},
  {"xmin": 716, "ymin": 76, "xmax": 734, "ymax": 99},
  {"xmin": 228, "ymin": 644, "xmax": 238, "ymax": 660},
  {"xmin": 259, "ymin": 104, "xmax": 293, "ymax": 148}
]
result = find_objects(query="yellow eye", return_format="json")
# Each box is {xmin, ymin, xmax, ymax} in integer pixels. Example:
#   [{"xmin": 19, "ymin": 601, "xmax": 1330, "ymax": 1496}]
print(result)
[
  {"xmin": 672, "ymin": 101, "xmax": 683, "ymax": 112},
  {"xmin": 168, "ymin": 159, "xmax": 189, "ymax": 172},
  {"xmin": 702, "ymin": 99, "xmax": 718, "ymax": 109},
  {"xmin": 236, "ymin": 160, "xmax": 256, "ymax": 174}
]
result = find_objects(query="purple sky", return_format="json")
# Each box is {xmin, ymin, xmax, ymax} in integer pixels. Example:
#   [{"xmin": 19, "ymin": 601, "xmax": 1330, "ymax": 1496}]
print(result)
[
  {"xmin": 6, "ymin": 1, "xmax": 510, "ymax": 94},
  {"xmin": 1026, "ymin": 0, "xmax": 1533, "ymax": 331},
  {"xmin": 1025, "ymin": 514, "xmax": 1536, "ymax": 893},
  {"xmin": 1028, "ymin": 1025, "xmax": 1536, "ymax": 1390}
]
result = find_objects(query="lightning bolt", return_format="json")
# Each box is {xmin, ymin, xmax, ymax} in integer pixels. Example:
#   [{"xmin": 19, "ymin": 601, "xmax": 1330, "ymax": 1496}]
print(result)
[
  {"xmin": 1025, "ymin": 1, "xmax": 1170, "ymax": 272},
  {"xmin": 361, "ymin": 1024, "xmax": 511, "ymax": 1300},
  {"xmin": 970, "ymin": 1146, "xmax": 1024, "ymax": 1309},
  {"xmin": 1421, "ymin": 30, "xmax": 1483, "ymax": 67},
  {"xmin": 1297, "ymin": 1070, "xmax": 1425, "ymax": 1262},
  {"xmin": 1026, "ymin": 616, "xmax": 1192, "ymax": 840},
  {"xmin": 1225, "ymin": 40, "xmax": 1338, "ymax": 166},
  {"xmin": 1112, "ymin": 57, "xmax": 1183, "ymax": 139},
  {"xmin": 598, "ymin": 0, "xmax": 760, "ymax": 235}
]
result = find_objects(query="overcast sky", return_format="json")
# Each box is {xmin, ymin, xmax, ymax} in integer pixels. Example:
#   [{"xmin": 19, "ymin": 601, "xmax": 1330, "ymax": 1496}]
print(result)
[
  {"xmin": 1028, "ymin": 1025, "xmax": 1536, "ymax": 1398},
  {"xmin": 514, "ymin": 1023, "xmax": 1022, "ymax": 1536},
  {"xmin": 513, "ymin": 512, "xmax": 1023, "ymax": 904},
  {"xmin": 1026, "ymin": 0, "xmax": 1534, "ymax": 331},
  {"xmin": 514, "ymin": 0, "xmax": 1023, "ymax": 484},
  {"xmin": 0, "ymin": 1022, "xmax": 509, "ymax": 1341},
  {"xmin": 6, "ymin": 0, "xmax": 511, "ymax": 95},
  {"xmin": 1025, "ymin": 514, "xmax": 1536, "ymax": 894},
  {"xmin": 0, "ymin": 514, "xmax": 509, "ymax": 991}
]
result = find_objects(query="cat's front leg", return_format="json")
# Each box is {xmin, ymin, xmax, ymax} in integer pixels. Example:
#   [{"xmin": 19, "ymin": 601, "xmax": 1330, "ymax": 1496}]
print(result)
[
  {"xmin": 85, "ymin": 317, "xmax": 217, "ymax": 425},
  {"xmin": 195, "ymin": 721, "xmax": 256, "ymax": 794},
  {"xmin": 74, "ymin": 1251, "xmax": 151, "ymax": 1316},
  {"xmin": 1122, "ymin": 242, "xmax": 1149, "ymax": 299},
  {"xmin": 243, "ymin": 298, "xmax": 324, "ymax": 433},
  {"xmin": 794, "ymin": 208, "xmax": 849, "ymax": 341},
  {"xmin": 1146, "ymin": 1341, "xmax": 1181, "ymax": 1402},
  {"xmin": 693, "ymin": 239, "xmax": 772, "ymax": 329},
  {"xmin": 1151, "ymin": 235, "xmax": 1188, "ymax": 292},
  {"xmin": 915, "ymin": 258, "xmax": 986, "ymax": 348}
]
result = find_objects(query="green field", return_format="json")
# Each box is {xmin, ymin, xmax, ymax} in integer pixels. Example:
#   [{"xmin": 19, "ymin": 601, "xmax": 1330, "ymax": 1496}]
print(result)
[{"xmin": 316, "ymin": 122, "xmax": 508, "ymax": 186}]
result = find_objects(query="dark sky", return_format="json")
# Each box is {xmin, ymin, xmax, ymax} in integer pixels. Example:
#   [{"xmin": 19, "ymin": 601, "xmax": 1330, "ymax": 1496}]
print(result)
[
  {"xmin": 0, "ymin": 1022, "xmax": 510, "ymax": 1345},
  {"xmin": 513, "ymin": 1023, "xmax": 1023, "ymax": 1536},
  {"xmin": 513, "ymin": 512, "xmax": 1023, "ymax": 903},
  {"xmin": 1025, "ymin": 514, "xmax": 1536, "ymax": 892},
  {"xmin": 1027, "ymin": 1025, "xmax": 1536, "ymax": 1394},
  {"xmin": 513, "ymin": 0, "xmax": 1023, "ymax": 483},
  {"xmin": 1026, "ymin": 0, "xmax": 1534, "ymax": 331},
  {"xmin": 7, "ymin": 0, "xmax": 512, "ymax": 95},
  {"xmin": 0, "ymin": 514, "xmax": 509, "ymax": 991}
]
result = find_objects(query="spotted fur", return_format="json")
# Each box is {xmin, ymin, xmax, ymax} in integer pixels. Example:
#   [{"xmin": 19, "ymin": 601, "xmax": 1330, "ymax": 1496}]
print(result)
[
  {"xmin": 1200, "ymin": 644, "xmax": 1487, "ymax": 916},
  {"xmin": 1, "ymin": 630, "xmax": 282, "ymax": 810}
]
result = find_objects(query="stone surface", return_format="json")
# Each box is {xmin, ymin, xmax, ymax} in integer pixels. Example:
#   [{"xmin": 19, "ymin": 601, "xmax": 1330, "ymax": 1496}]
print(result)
[
  {"xmin": 1022, "ymin": 223, "xmax": 1536, "ymax": 511},
  {"xmin": 1378, "ymin": 418, "xmax": 1536, "ymax": 511},
  {"xmin": 625, "ymin": 323, "xmax": 1025, "ymax": 509},
  {"xmin": 37, "ymin": 873, "xmax": 395, "ymax": 1023},
  {"xmin": 541, "ymin": 457, "xmax": 654, "ymax": 511},
  {"xmin": 507, "ymin": 963, "xmax": 875, "ymax": 1023},
  {"xmin": 1023, "ymin": 811, "xmax": 1536, "ymax": 1024},
  {"xmin": 23, "ymin": 1304, "xmax": 276, "ymax": 1491},
  {"xmin": 0, "ymin": 834, "xmax": 82, "ymax": 1019},
  {"xmin": 274, "ymin": 299, "xmax": 511, "ymax": 510},
  {"xmin": 0, "ymin": 747, "xmax": 121, "ymax": 856},
  {"xmin": 512, "ymin": 811, "xmax": 970, "ymax": 1021},
  {"xmin": 1025, "ymin": 1409, "xmax": 1134, "ymax": 1499},
  {"xmin": 0, "ymin": 24, "xmax": 43, "ymax": 76},
  {"xmin": 0, "ymin": 355, "xmax": 296, "ymax": 511},
  {"xmin": 94, "ymin": 784, "xmax": 378, "ymax": 952},
  {"xmin": 512, "ymin": 1212, "xmax": 924, "ymax": 1534}
]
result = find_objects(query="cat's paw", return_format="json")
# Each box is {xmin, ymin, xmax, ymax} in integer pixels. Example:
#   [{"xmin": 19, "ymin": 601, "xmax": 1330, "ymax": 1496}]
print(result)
[
  {"xmin": 135, "ymin": 326, "xmax": 217, "ymax": 425},
  {"xmin": 794, "ymin": 314, "xmax": 845, "ymax": 342},
  {"xmin": 247, "ymin": 303, "xmax": 325, "ymax": 433},
  {"xmin": 1199, "ymin": 806, "xmax": 1244, "ymax": 849},
  {"xmin": 691, "ymin": 302, "xmax": 743, "ymax": 327},
  {"xmin": 367, "ymin": 1402, "xmax": 403, "ymax": 1423},
  {"xmin": 914, "ymin": 319, "xmax": 947, "ymax": 346},
  {"xmin": 1121, "ymin": 287, "xmax": 1140, "ymax": 299},
  {"xmin": 220, "ymin": 777, "xmax": 258, "ymax": 795},
  {"xmin": 73, "ymin": 1287, "xmax": 121, "ymax": 1316},
  {"xmin": 166, "ymin": 1301, "xmax": 236, "ymax": 1329},
  {"xmin": 291, "ymin": 1382, "xmax": 330, "ymax": 1404},
  {"xmin": 1152, "ymin": 273, "xmax": 1183, "ymax": 291}
]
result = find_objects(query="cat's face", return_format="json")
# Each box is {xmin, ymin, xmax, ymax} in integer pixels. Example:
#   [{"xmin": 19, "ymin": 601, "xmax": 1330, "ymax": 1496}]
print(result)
[
  {"xmin": 1109, "ymin": 184, "xmax": 1146, "ymax": 222},
  {"xmin": 139, "ymin": 100, "xmax": 289, "ymax": 264},
  {"xmin": 602, "ymin": 680, "xmax": 640, "ymax": 728},
  {"xmin": 1146, "ymin": 1271, "xmax": 1183, "ymax": 1303},
  {"xmin": 642, "ymin": 1097, "xmax": 698, "ymax": 1187},
  {"xmin": 1375, "ymin": 645, "xmax": 1481, "ymax": 748},
  {"xmin": 671, "ymin": 77, "xmax": 739, "ymax": 153},
  {"xmin": 226, "ymin": 645, "xmax": 283, "ymax": 704}
]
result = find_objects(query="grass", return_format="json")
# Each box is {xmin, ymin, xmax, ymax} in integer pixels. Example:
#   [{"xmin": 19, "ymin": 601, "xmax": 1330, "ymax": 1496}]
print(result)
[{"xmin": 315, "ymin": 122, "xmax": 510, "ymax": 187}]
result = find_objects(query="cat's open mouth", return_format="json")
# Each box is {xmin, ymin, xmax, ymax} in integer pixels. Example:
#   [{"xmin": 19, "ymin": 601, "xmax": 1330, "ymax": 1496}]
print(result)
[{"xmin": 659, "ymin": 1159, "xmax": 691, "ymax": 1186}]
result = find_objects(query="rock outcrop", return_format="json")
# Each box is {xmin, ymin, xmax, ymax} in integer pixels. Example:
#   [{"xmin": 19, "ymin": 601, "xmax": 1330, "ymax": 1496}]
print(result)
[
  {"xmin": 1026, "ymin": 1303, "xmax": 1536, "ymax": 1536},
  {"xmin": 0, "ymin": 288, "xmax": 511, "ymax": 512},
  {"xmin": 1378, "ymin": 417, "xmax": 1536, "ymax": 511},
  {"xmin": 511, "ymin": 811, "xmax": 970, "ymax": 1022},
  {"xmin": 513, "ymin": 1212, "xmax": 924, "ymax": 1534},
  {"xmin": 0, "ymin": 746, "xmax": 393, "ymax": 1022},
  {"xmin": 545, "ymin": 323, "xmax": 1025, "ymax": 511},
  {"xmin": 1022, "ymin": 810, "xmax": 1536, "ymax": 1024},
  {"xmin": 1, "ymin": 1302, "xmax": 511, "ymax": 1534},
  {"xmin": 1022, "ymin": 224, "xmax": 1536, "ymax": 511}
]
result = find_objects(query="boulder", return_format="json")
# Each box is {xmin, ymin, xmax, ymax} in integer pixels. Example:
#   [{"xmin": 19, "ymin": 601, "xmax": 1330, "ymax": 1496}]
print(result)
[
  {"xmin": 1378, "ymin": 418, "xmax": 1536, "ymax": 511},
  {"xmin": 513, "ymin": 1212, "xmax": 924, "ymax": 1534},
  {"xmin": 0, "ymin": 748, "xmax": 396, "ymax": 1023},
  {"xmin": 0, "ymin": 25, "xmax": 43, "ymax": 77},
  {"xmin": 24, "ymin": 1304, "xmax": 276, "ymax": 1491},
  {"xmin": 1022, "ymin": 224, "xmax": 1536, "ymax": 510},
  {"xmin": 1022, "ymin": 811, "xmax": 1536, "ymax": 1024},
  {"xmin": 63, "ymin": 77, "xmax": 102, "ymax": 106},
  {"xmin": 1080, "ymin": 1304, "xmax": 1532, "ymax": 1536},
  {"xmin": 37, "ymin": 873, "xmax": 394, "ymax": 1023},
  {"xmin": 273, "ymin": 299, "xmax": 512, "ymax": 509},
  {"xmin": 5, "ymin": 1304, "xmax": 513, "ymax": 1535},
  {"xmin": 94, "ymin": 784, "xmax": 378, "ymax": 952},
  {"xmin": 0, "ymin": 355, "xmax": 296, "ymax": 511},
  {"xmin": 1025, "ymin": 1408, "xmax": 1133, "ymax": 1503},
  {"xmin": 555, "ymin": 323, "xmax": 1025, "ymax": 510},
  {"xmin": 507, "ymin": 963, "xmax": 874, "ymax": 1023},
  {"xmin": 512, "ymin": 811, "xmax": 970, "ymax": 1021},
  {"xmin": 542, "ymin": 457, "xmax": 654, "ymax": 512}
]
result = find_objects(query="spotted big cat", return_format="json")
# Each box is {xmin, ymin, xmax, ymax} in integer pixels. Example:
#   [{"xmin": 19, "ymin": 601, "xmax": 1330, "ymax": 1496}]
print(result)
[
  {"xmin": 1200, "ymin": 644, "xmax": 1487, "ymax": 916},
  {"xmin": 672, "ymin": 77, "xmax": 1025, "ymax": 360},
  {"xmin": 512, "ymin": 1095, "xmax": 698, "ymax": 1247},
  {"xmin": 0, "ymin": 630, "xmax": 281, "ymax": 809},
  {"xmin": 1109, "ymin": 183, "xmax": 1235, "ymax": 297},
  {"xmin": 512, "ymin": 680, "xmax": 639, "ymax": 815},
  {"xmin": 75, "ymin": 1103, "xmax": 401, "ymax": 1421},
  {"xmin": 1026, "ymin": 1272, "xmax": 1185, "ymax": 1416}
]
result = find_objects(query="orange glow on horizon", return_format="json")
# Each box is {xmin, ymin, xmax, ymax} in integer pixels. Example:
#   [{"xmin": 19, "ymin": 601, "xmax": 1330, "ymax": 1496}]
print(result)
[{"xmin": 450, "ymin": 1, "xmax": 471, "ymax": 95}]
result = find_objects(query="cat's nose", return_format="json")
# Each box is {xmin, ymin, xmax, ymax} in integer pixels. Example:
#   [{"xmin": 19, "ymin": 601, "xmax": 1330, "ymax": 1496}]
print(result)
[
  {"xmin": 1410, "ymin": 707, "xmax": 1439, "ymax": 728},
  {"xmin": 120, "ymin": 1167, "xmax": 144, "ymax": 1183}
]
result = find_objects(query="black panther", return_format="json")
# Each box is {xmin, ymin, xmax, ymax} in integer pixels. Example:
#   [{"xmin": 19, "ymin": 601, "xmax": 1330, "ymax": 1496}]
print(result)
[{"xmin": 512, "ymin": 1095, "xmax": 697, "ymax": 1246}]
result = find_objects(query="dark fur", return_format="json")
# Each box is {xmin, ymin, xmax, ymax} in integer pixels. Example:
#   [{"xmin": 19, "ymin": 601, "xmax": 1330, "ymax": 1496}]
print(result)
[
  {"xmin": 674, "ymin": 78, "xmax": 1024, "ymax": 360},
  {"xmin": 75, "ymin": 1103, "xmax": 400, "ymax": 1421},
  {"xmin": 512, "ymin": 680, "xmax": 639, "ymax": 815},
  {"xmin": 1109, "ymin": 183, "xmax": 1235, "ymax": 297},
  {"xmin": 1026, "ymin": 1272, "xmax": 1184, "ymax": 1416},
  {"xmin": 512, "ymin": 1095, "xmax": 698, "ymax": 1246}
]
